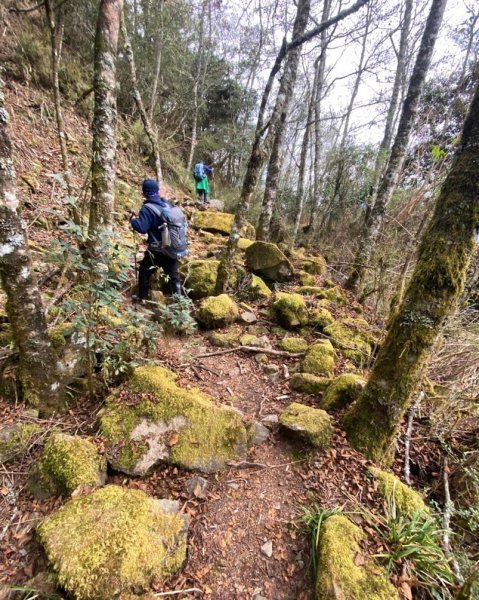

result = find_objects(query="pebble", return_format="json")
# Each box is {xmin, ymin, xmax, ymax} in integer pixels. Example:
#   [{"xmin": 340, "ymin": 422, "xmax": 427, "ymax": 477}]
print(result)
[
  {"xmin": 260, "ymin": 540, "xmax": 273, "ymax": 558},
  {"xmin": 185, "ymin": 476, "xmax": 208, "ymax": 499}
]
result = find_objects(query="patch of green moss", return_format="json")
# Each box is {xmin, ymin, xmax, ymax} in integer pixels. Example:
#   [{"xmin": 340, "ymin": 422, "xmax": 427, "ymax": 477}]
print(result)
[
  {"xmin": 316, "ymin": 515, "xmax": 399, "ymax": 599},
  {"xmin": 191, "ymin": 211, "xmax": 255, "ymax": 239},
  {"xmin": 323, "ymin": 321, "xmax": 372, "ymax": 366},
  {"xmin": 238, "ymin": 238, "xmax": 254, "ymax": 251},
  {"xmin": 279, "ymin": 402, "xmax": 332, "ymax": 450},
  {"xmin": 239, "ymin": 333, "xmax": 257, "ymax": 346},
  {"xmin": 181, "ymin": 260, "xmax": 219, "ymax": 299},
  {"xmin": 369, "ymin": 467, "xmax": 429, "ymax": 517},
  {"xmin": 310, "ymin": 307, "xmax": 335, "ymax": 329},
  {"xmin": 301, "ymin": 340, "xmax": 336, "ymax": 376},
  {"xmin": 272, "ymin": 293, "xmax": 308, "ymax": 329},
  {"xmin": 0, "ymin": 423, "xmax": 42, "ymax": 463},
  {"xmin": 299, "ymin": 256, "xmax": 327, "ymax": 275},
  {"xmin": 197, "ymin": 294, "xmax": 239, "ymax": 329},
  {"xmin": 100, "ymin": 366, "xmax": 247, "ymax": 473},
  {"xmin": 290, "ymin": 373, "xmax": 331, "ymax": 395},
  {"xmin": 48, "ymin": 323, "xmax": 73, "ymax": 351},
  {"xmin": 298, "ymin": 271, "xmax": 316, "ymax": 286},
  {"xmin": 35, "ymin": 433, "xmax": 105, "ymax": 495},
  {"xmin": 37, "ymin": 485, "xmax": 187, "ymax": 600},
  {"xmin": 249, "ymin": 274, "xmax": 272, "ymax": 299},
  {"xmin": 297, "ymin": 286, "xmax": 324, "ymax": 296},
  {"xmin": 321, "ymin": 374, "xmax": 366, "ymax": 411},
  {"xmin": 208, "ymin": 331, "xmax": 240, "ymax": 348},
  {"xmin": 279, "ymin": 337, "xmax": 308, "ymax": 353},
  {"xmin": 245, "ymin": 242, "xmax": 294, "ymax": 282}
]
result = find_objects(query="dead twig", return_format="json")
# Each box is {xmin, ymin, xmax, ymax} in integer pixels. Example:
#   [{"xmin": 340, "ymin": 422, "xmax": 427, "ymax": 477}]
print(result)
[
  {"xmin": 443, "ymin": 456, "xmax": 463, "ymax": 583},
  {"xmin": 195, "ymin": 346, "xmax": 304, "ymax": 359},
  {"xmin": 153, "ymin": 589, "xmax": 203, "ymax": 597},
  {"xmin": 404, "ymin": 391, "xmax": 424, "ymax": 485}
]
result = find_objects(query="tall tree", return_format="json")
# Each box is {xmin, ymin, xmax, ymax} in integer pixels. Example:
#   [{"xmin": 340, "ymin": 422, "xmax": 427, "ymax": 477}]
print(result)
[
  {"xmin": 215, "ymin": 0, "xmax": 370, "ymax": 294},
  {"xmin": 346, "ymin": 0, "xmax": 448, "ymax": 292},
  {"xmin": 342, "ymin": 80, "xmax": 479, "ymax": 464},
  {"xmin": 256, "ymin": 0, "xmax": 311, "ymax": 241},
  {"xmin": 0, "ymin": 77, "xmax": 64, "ymax": 417},
  {"xmin": 88, "ymin": 0, "xmax": 123, "ymax": 235}
]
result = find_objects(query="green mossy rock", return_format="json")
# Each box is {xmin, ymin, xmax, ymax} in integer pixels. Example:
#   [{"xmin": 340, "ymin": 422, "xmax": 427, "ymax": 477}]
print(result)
[
  {"xmin": 301, "ymin": 340, "xmax": 336, "ymax": 376},
  {"xmin": 279, "ymin": 402, "xmax": 332, "ymax": 450},
  {"xmin": 0, "ymin": 422, "xmax": 42, "ymax": 464},
  {"xmin": 279, "ymin": 337, "xmax": 308, "ymax": 353},
  {"xmin": 310, "ymin": 307, "xmax": 335, "ymax": 329},
  {"xmin": 100, "ymin": 365, "xmax": 247, "ymax": 475},
  {"xmin": 290, "ymin": 373, "xmax": 331, "ymax": 395},
  {"xmin": 369, "ymin": 467, "xmax": 429, "ymax": 517},
  {"xmin": 298, "ymin": 271, "xmax": 316, "ymax": 286},
  {"xmin": 316, "ymin": 515, "xmax": 399, "ymax": 600},
  {"xmin": 208, "ymin": 331, "xmax": 240, "ymax": 348},
  {"xmin": 299, "ymin": 256, "xmax": 327, "ymax": 275},
  {"xmin": 33, "ymin": 433, "xmax": 106, "ymax": 496},
  {"xmin": 301, "ymin": 285, "xmax": 346, "ymax": 304},
  {"xmin": 321, "ymin": 374, "xmax": 366, "ymax": 411},
  {"xmin": 249, "ymin": 274, "xmax": 272, "ymax": 299},
  {"xmin": 272, "ymin": 292, "xmax": 308, "ymax": 329},
  {"xmin": 197, "ymin": 294, "xmax": 239, "ymax": 329},
  {"xmin": 181, "ymin": 260, "xmax": 219, "ymax": 299},
  {"xmin": 238, "ymin": 237, "xmax": 254, "ymax": 251},
  {"xmin": 37, "ymin": 485, "xmax": 187, "ymax": 600},
  {"xmin": 239, "ymin": 333, "xmax": 257, "ymax": 346},
  {"xmin": 191, "ymin": 211, "xmax": 255, "ymax": 239},
  {"xmin": 324, "ymin": 320, "xmax": 372, "ymax": 366},
  {"xmin": 245, "ymin": 241, "xmax": 294, "ymax": 282}
]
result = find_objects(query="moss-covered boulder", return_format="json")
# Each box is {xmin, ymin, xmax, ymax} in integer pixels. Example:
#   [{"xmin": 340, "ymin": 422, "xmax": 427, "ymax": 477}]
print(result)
[
  {"xmin": 100, "ymin": 365, "xmax": 247, "ymax": 475},
  {"xmin": 208, "ymin": 331, "xmax": 240, "ymax": 348},
  {"xmin": 316, "ymin": 515, "xmax": 399, "ymax": 600},
  {"xmin": 181, "ymin": 260, "xmax": 218, "ymax": 299},
  {"xmin": 298, "ymin": 271, "xmax": 316, "ymax": 286},
  {"xmin": 0, "ymin": 422, "xmax": 42, "ymax": 464},
  {"xmin": 197, "ymin": 294, "xmax": 239, "ymax": 329},
  {"xmin": 238, "ymin": 237, "xmax": 254, "ymax": 251},
  {"xmin": 369, "ymin": 467, "xmax": 429, "ymax": 517},
  {"xmin": 301, "ymin": 340, "xmax": 336, "ymax": 376},
  {"xmin": 299, "ymin": 256, "xmax": 327, "ymax": 275},
  {"xmin": 324, "ymin": 319, "xmax": 372, "ymax": 366},
  {"xmin": 245, "ymin": 241, "xmax": 294, "ymax": 282},
  {"xmin": 279, "ymin": 337, "xmax": 308, "ymax": 353},
  {"xmin": 290, "ymin": 373, "xmax": 331, "ymax": 395},
  {"xmin": 191, "ymin": 211, "xmax": 255, "ymax": 239},
  {"xmin": 310, "ymin": 306, "xmax": 335, "ymax": 329},
  {"xmin": 279, "ymin": 403, "xmax": 332, "ymax": 450},
  {"xmin": 33, "ymin": 433, "xmax": 106, "ymax": 496},
  {"xmin": 321, "ymin": 374, "xmax": 366, "ymax": 411},
  {"xmin": 248, "ymin": 274, "xmax": 272, "ymax": 299},
  {"xmin": 37, "ymin": 485, "xmax": 187, "ymax": 600},
  {"xmin": 272, "ymin": 292, "xmax": 308, "ymax": 329}
]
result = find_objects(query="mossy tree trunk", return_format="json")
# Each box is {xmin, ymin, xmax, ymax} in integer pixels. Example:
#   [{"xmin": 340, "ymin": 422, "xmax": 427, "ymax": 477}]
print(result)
[
  {"xmin": 0, "ymin": 78, "xmax": 65, "ymax": 417},
  {"xmin": 88, "ymin": 0, "xmax": 122, "ymax": 236},
  {"xmin": 346, "ymin": 0, "xmax": 447, "ymax": 293},
  {"xmin": 215, "ymin": 0, "xmax": 370, "ymax": 293},
  {"xmin": 256, "ymin": 0, "xmax": 311, "ymax": 242},
  {"xmin": 342, "ymin": 80, "xmax": 479, "ymax": 464},
  {"xmin": 120, "ymin": 9, "xmax": 162, "ymax": 183}
]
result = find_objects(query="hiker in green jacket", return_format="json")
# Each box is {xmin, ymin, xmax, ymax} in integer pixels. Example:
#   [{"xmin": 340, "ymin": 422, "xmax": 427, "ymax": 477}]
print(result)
[{"xmin": 193, "ymin": 161, "xmax": 213, "ymax": 204}]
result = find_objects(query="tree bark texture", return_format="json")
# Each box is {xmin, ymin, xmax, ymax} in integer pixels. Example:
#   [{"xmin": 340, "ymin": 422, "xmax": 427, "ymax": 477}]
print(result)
[
  {"xmin": 256, "ymin": 0, "xmax": 311, "ymax": 241},
  {"xmin": 0, "ymin": 78, "xmax": 64, "ymax": 416},
  {"xmin": 120, "ymin": 9, "xmax": 162, "ymax": 182},
  {"xmin": 346, "ymin": 0, "xmax": 447, "ymax": 292},
  {"xmin": 89, "ymin": 0, "xmax": 122, "ymax": 234},
  {"xmin": 342, "ymin": 80, "xmax": 479, "ymax": 464}
]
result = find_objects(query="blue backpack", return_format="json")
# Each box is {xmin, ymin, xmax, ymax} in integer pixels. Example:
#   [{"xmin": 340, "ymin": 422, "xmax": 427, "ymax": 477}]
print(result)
[{"xmin": 194, "ymin": 162, "xmax": 205, "ymax": 182}]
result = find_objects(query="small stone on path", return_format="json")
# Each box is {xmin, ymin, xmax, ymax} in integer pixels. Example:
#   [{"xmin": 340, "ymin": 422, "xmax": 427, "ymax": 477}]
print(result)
[
  {"xmin": 186, "ymin": 476, "xmax": 208, "ymax": 499},
  {"xmin": 260, "ymin": 540, "xmax": 273, "ymax": 558}
]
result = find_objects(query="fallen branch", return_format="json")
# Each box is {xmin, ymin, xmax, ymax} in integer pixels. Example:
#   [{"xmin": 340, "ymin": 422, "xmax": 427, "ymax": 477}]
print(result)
[
  {"xmin": 228, "ymin": 458, "xmax": 305, "ymax": 470},
  {"xmin": 404, "ymin": 391, "xmax": 424, "ymax": 484},
  {"xmin": 153, "ymin": 589, "xmax": 203, "ymax": 597},
  {"xmin": 443, "ymin": 456, "xmax": 463, "ymax": 582},
  {"xmin": 195, "ymin": 346, "xmax": 304, "ymax": 359}
]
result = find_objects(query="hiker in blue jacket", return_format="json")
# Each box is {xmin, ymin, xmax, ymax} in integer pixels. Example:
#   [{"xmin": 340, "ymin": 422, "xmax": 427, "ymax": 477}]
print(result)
[
  {"xmin": 193, "ymin": 160, "xmax": 213, "ymax": 204},
  {"xmin": 129, "ymin": 179, "xmax": 184, "ymax": 300}
]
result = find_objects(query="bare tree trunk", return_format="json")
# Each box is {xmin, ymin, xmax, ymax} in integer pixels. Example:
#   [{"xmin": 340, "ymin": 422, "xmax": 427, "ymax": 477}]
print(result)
[
  {"xmin": 0, "ymin": 78, "xmax": 64, "ymax": 417},
  {"xmin": 88, "ymin": 0, "xmax": 122, "ymax": 235},
  {"xmin": 346, "ymin": 0, "xmax": 447, "ymax": 293},
  {"xmin": 342, "ymin": 79, "xmax": 479, "ymax": 464},
  {"xmin": 215, "ymin": 0, "xmax": 369, "ymax": 293},
  {"xmin": 120, "ymin": 9, "xmax": 162, "ymax": 182},
  {"xmin": 256, "ymin": 0, "xmax": 311, "ymax": 241},
  {"xmin": 44, "ymin": 0, "xmax": 80, "ymax": 225},
  {"xmin": 459, "ymin": 10, "xmax": 479, "ymax": 81},
  {"xmin": 149, "ymin": 0, "xmax": 164, "ymax": 121}
]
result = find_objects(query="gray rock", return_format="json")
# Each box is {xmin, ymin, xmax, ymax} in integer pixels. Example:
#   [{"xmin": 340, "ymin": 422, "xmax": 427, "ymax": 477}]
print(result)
[
  {"xmin": 186, "ymin": 476, "xmax": 208, "ymax": 499},
  {"xmin": 264, "ymin": 364, "xmax": 280, "ymax": 375},
  {"xmin": 261, "ymin": 414, "xmax": 279, "ymax": 428},
  {"xmin": 250, "ymin": 335, "xmax": 272, "ymax": 349},
  {"xmin": 260, "ymin": 540, "xmax": 273, "ymax": 558},
  {"xmin": 247, "ymin": 422, "xmax": 270, "ymax": 446},
  {"xmin": 239, "ymin": 311, "xmax": 257, "ymax": 324},
  {"xmin": 207, "ymin": 198, "xmax": 225, "ymax": 211}
]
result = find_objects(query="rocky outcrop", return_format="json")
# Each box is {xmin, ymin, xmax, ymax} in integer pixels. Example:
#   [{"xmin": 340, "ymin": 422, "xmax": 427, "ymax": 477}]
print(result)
[
  {"xmin": 100, "ymin": 365, "xmax": 247, "ymax": 475},
  {"xmin": 197, "ymin": 294, "xmax": 239, "ymax": 329},
  {"xmin": 279, "ymin": 403, "xmax": 332, "ymax": 450},
  {"xmin": 272, "ymin": 293, "xmax": 308, "ymax": 329},
  {"xmin": 245, "ymin": 241, "xmax": 294, "ymax": 282},
  {"xmin": 37, "ymin": 485, "xmax": 187, "ymax": 600}
]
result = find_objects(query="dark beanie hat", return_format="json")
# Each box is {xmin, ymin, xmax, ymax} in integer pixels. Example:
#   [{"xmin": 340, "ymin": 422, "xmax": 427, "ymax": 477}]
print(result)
[{"xmin": 142, "ymin": 179, "xmax": 159, "ymax": 196}]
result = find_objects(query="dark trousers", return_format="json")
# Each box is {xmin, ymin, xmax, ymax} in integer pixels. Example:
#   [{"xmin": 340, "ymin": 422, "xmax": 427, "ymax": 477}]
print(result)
[{"xmin": 138, "ymin": 250, "xmax": 182, "ymax": 299}]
